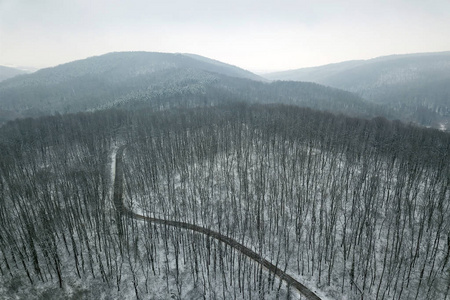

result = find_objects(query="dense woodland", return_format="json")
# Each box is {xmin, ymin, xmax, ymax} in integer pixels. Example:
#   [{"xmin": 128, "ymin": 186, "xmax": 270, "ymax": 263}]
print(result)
[{"xmin": 0, "ymin": 104, "xmax": 449, "ymax": 299}]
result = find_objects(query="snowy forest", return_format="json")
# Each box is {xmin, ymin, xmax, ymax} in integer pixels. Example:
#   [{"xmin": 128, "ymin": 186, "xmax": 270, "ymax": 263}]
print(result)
[{"xmin": 0, "ymin": 103, "xmax": 449, "ymax": 299}]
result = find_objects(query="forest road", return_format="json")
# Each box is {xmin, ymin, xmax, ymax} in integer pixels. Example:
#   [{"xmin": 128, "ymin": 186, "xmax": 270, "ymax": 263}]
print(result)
[{"xmin": 112, "ymin": 145, "xmax": 322, "ymax": 300}]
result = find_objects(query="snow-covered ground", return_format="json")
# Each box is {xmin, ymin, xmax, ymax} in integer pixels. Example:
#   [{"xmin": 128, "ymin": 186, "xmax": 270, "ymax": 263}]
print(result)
[{"xmin": 1, "ymin": 125, "xmax": 447, "ymax": 299}]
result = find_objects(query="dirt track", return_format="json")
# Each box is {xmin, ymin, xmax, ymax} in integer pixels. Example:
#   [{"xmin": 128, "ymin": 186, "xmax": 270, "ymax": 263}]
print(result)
[{"xmin": 112, "ymin": 145, "xmax": 322, "ymax": 300}]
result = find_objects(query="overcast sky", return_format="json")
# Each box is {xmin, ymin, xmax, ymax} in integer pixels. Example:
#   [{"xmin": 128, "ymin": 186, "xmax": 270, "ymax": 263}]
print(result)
[{"xmin": 1, "ymin": 0, "xmax": 449, "ymax": 72}]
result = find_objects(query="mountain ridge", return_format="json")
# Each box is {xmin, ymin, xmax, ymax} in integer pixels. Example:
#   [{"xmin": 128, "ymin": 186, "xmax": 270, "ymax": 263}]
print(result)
[
  {"xmin": 0, "ymin": 51, "xmax": 384, "ymax": 124},
  {"xmin": 264, "ymin": 51, "xmax": 450, "ymax": 128},
  {"xmin": 264, "ymin": 51, "xmax": 450, "ymax": 81}
]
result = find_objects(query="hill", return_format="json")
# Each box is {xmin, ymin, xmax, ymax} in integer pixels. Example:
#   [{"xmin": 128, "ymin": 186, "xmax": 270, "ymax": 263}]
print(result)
[
  {"xmin": 265, "ymin": 51, "xmax": 450, "ymax": 128},
  {"xmin": 0, "ymin": 65, "xmax": 27, "ymax": 82},
  {"xmin": 0, "ymin": 51, "xmax": 386, "ymax": 124},
  {"xmin": 0, "ymin": 52, "xmax": 264, "ymax": 122}
]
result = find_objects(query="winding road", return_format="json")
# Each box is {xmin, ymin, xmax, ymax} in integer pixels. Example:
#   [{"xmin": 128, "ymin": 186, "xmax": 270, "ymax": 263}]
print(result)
[{"xmin": 112, "ymin": 145, "xmax": 322, "ymax": 300}]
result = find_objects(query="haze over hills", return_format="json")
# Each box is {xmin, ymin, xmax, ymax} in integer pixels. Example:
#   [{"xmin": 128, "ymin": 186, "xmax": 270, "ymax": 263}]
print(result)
[
  {"xmin": 1, "ymin": 52, "xmax": 264, "ymax": 86},
  {"xmin": 264, "ymin": 51, "xmax": 450, "ymax": 92},
  {"xmin": 0, "ymin": 52, "xmax": 258, "ymax": 121},
  {"xmin": 265, "ymin": 52, "xmax": 450, "ymax": 128},
  {"xmin": 1, "ymin": 51, "xmax": 448, "ymax": 129},
  {"xmin": 0, "ymin": 51, "xmax": 387, "ymax": 124},
  {"xmin": 265, "ymin": 51, "xmax": 450, "ymax": 129},
  {"xmin": 0, "ymin": 65, "xmax": 28, "ymax": 82}
]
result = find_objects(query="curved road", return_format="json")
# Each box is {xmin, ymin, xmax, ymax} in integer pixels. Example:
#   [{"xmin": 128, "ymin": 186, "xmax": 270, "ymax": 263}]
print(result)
[{"xmin": 113, "ymin": 145, "xmax": 322, "ymax": 300}]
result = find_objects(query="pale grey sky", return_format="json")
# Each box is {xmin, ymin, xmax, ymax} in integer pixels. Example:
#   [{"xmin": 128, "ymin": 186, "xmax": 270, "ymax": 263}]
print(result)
[{"xmin": 1, "ymin": 0, "xmax": 449, "ymax": 72}]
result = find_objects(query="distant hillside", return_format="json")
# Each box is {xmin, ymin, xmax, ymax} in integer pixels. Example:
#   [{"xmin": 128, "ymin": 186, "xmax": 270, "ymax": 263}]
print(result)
[
  {"xmin": 265, "ymin": 60, "xmax": 364, "ymax": 82},
  {"xmin": 0, "ymin": 51, "xmax": 388, "ymax": 124},
  {"xmin": 265, "ymin": 51, "xmax": 450, "ymax": 129},
  {"xmin": 0, "ymin": 52, "xmax": 263, "ymax": 121},
  {"xmin": 1, "ymin": 52, "xmax": 264, "ymax": 88},
  {"xmin": 0, "ymin": 65, "xmax": 27, "ymax": 82}
]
